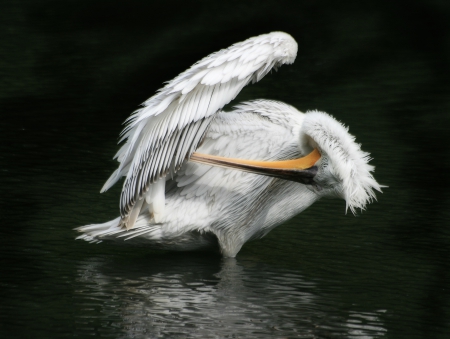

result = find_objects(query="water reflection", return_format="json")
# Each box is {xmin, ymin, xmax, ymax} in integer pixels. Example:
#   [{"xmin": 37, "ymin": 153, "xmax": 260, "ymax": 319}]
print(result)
[{"xmin": 76, "ymin": 255, "xmax": 387, "ymax": 338}]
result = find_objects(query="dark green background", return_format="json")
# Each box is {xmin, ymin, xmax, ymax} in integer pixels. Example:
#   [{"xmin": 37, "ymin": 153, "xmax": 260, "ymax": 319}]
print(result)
[{"xmin": 1, "ymin": 0, "xmax": 449, "ymax": 338}]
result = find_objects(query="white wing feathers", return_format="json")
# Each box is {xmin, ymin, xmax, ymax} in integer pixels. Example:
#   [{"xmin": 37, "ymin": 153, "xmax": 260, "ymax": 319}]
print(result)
[{"xmin": 101, "ymin": 32, "xmax": 298, "ymax": 229}]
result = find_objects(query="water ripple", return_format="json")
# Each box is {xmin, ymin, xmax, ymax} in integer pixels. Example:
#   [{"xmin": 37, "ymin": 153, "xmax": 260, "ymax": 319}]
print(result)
[{"xmin": 75, "ymin": 257, "xmax": 387, "ymax": 338}]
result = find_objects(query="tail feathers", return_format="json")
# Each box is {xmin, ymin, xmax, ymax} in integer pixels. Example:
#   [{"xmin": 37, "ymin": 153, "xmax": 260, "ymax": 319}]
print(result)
[
  {"xmin": 75, "ymin": 216, "xmax": 162, "ymax": 243},
  {"xmin": 75, "ymin": 217, "xmax": 122, "ymax": 243}
]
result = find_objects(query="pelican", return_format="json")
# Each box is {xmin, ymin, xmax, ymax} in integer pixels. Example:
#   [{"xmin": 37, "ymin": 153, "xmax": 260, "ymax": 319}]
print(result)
[{"xmin": 76, "ymin": 32, "xmax": 382, "ymax": 257}]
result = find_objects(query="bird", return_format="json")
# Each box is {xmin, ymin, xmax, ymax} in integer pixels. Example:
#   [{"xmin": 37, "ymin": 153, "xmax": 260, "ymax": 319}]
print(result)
[{"xmin": 76, "ymin": 32, "xmax": 382, "ymax": 257}]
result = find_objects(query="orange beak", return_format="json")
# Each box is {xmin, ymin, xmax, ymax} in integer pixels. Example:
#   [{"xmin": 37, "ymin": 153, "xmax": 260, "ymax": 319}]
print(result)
[{"xmin": 189, "ymin": 149, "xmax": 321, "ymax": 184}]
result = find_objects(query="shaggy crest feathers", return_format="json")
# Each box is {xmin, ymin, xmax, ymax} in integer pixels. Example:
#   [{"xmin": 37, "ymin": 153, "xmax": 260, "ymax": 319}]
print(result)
[{"xmin": 300, "ymin": 111, "xmax": 382, "ymax": 214}]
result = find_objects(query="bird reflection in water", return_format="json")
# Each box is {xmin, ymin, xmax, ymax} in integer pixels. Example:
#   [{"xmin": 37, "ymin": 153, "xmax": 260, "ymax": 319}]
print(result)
[{"xmin": 75, "ymin": 256, "xmax": 387, "ymax": 338}]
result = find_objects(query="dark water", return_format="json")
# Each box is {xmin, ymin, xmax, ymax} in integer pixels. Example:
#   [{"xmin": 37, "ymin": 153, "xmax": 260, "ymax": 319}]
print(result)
[{"xmin": 1, "ymin": 1, "xmax": 450, "ymax": 338}]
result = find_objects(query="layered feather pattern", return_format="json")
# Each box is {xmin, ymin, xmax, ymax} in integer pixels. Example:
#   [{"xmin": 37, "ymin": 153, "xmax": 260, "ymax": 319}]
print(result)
[{"xmin": 101, "ymin": 32, "xmax": 298, "ymax": 228}]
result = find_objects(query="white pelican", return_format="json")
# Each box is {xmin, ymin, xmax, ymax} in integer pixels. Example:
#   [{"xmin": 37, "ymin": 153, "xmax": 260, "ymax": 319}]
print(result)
[{"xmin": 76, "ymin": 32, "xmax": 382, "ymax": 257}]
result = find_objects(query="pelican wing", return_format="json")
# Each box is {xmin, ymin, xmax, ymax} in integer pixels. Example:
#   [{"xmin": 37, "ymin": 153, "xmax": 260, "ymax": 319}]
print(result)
[{"xmin": 102, "ymin": 32, "xmax": 298, "ymax": 228}]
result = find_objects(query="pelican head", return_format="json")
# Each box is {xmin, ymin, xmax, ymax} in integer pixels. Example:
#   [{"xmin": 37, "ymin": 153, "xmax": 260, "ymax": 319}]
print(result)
[
  {"xmin": 298, "ymin": 111, "xmax": 382, "ymax": 213},
  {"xmin": 191, "ymin": 110, "xmax": 382, "ymax": 214}
]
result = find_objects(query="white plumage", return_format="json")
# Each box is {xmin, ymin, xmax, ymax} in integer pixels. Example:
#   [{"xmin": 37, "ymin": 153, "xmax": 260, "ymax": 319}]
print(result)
[
  {"xmin": 101, "ymin": 31, "xmax": 298, "ymax": 226},
  {"xmin": 76, "ymin": 32, "xmax": 381, "ymax": 257}
]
